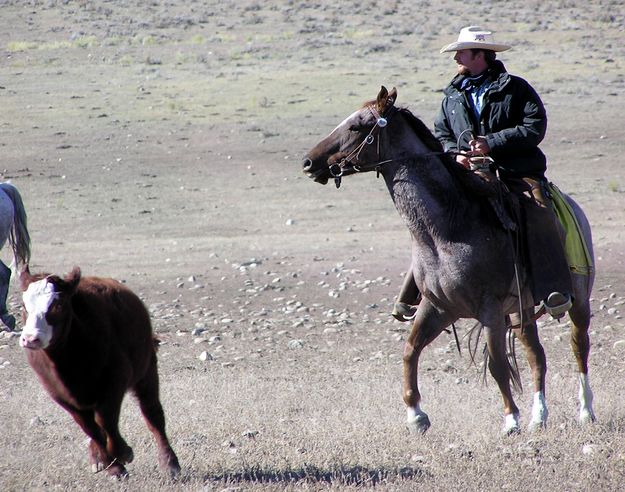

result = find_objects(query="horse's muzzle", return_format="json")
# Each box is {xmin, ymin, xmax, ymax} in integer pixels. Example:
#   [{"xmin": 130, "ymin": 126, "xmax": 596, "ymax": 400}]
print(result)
[{"xmin": 302, "ymin": 157, "xmax": 329, "ymax": 184}]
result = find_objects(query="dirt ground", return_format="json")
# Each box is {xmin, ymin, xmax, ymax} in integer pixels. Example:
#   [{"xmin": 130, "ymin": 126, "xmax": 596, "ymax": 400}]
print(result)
[{"xmin": 1, "ymin": 1, "xmax": 624, "ymax": 490}]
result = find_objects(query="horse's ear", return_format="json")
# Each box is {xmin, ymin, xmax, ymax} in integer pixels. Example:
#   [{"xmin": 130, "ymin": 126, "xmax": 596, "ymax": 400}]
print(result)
[
  {"xmin": 376, "ymin": 86, "xmax": 397, "ymax": 112},
  {"xmin": 19, "ymin": 264, "xmax": 33, "ymax": 291},
  {"xmin": 387, "ymin": 87, "xmax": 398, "ymax": 107},
  {"xmin": 377, "ymin": 86, "xmax": 389, "ymax": 107}
]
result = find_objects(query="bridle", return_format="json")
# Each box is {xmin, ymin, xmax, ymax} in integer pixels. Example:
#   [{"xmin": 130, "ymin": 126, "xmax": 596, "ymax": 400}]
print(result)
[
  {"xmin": 329, "ymin": 104, "xmax": 457, "ymax": 188},
  {"xmin": 329, "ymin": 104, "xmax": 396, "ymax": 188}
]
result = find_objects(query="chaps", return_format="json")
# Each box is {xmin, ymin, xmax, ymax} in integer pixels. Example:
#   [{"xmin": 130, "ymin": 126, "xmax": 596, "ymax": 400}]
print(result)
[{"xmin": 514, "ymin": 177, "xmax": 573, "ymax": 304}]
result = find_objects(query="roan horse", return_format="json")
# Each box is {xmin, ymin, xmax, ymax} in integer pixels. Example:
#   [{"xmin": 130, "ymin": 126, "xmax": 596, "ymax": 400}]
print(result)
[
  {"xmin": 0, "ymin": 182, "xmax": 31, "ymax": 330},
  {"xmin": 302, "ymin": 86, "xmax": 595, "ymax": 434}
]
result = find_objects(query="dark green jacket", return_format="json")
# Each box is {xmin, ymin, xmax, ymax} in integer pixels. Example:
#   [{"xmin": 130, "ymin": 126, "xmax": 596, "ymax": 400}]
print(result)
[{"xmin": 434, "ymin": 60, "xmax": 548, "ymax": 180}]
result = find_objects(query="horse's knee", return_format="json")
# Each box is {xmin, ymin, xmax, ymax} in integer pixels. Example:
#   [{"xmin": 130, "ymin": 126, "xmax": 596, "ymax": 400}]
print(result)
[{"xmin": 402, "ymin": 342, "xmax": 415, "ymax": 362}]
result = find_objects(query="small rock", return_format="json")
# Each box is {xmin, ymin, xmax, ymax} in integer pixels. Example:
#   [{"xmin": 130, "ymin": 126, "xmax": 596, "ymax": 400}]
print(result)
[
  {"xmin": 199, "ymin": 351, "xmax": 213, "ymax": 361},
  {"xmin": 613, "ymin": 340, "xmax": 625, "ymax": 350},
  {"xmin": 582, "ymin": 443, "xmax": 600, "ymax": 455},
  {"xmin": 288, "ymin": 339, "xmax": 304, "ymax": 349}
]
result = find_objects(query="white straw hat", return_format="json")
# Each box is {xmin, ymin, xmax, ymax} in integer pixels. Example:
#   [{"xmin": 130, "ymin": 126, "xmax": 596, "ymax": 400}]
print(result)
[{"xmin": 440, "ymin": 26, "xmax": 511, "ymax": 53}]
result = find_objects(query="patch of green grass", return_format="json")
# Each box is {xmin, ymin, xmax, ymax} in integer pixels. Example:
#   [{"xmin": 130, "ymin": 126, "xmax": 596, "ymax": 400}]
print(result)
[
  {"xmin": 7, "ymin": 41, "xmax": 40, "ymax": 52},
  {"xmin": 608, "ymin": 180, "xmax": 620, "ymax": 192},
  {"xmin": 118, "ymin": 54, "xmax": 134, "ymax": 66},
  {"xmin": 190, "ymin": 34, "xmax": 205, "ymax": 45},
  {"xmin": 73, "ymin": 36, "xmax": 98, "ymax": 48},
  {"xmin": 343, "ymin": 29, "xmax": 376, "ymax": 40},
  {"xmin": 141, "ymin": 35, "xmax": 156, "ymax": 46},
  {"xmin": 41, "ymin": 41, "xmax": 72, "ymax": 50}
]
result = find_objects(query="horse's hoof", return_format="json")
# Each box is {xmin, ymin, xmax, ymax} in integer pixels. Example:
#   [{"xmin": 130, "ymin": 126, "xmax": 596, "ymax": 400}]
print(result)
[
  {"xmin": 527, "ymin": 420, "xmax": 547, "ymax": 433},
  {"xmin": 106, "ymin": 463, "xmax": 129, "ymax": 479},
  {"xmin": 502, "ymin": 413, "xmax": 521, "ymax": 436},
  {"xmin": 504, "ymin": 425, "xmax": 521, "ymax": 436},
  {"xmin": 118, "ymin": 446, "xmax": 134, "ymax": 464},
  {"xmin": 579, "ymin": 409, "xmax": 596, "ymax": 425},
  {"xmin": 407, "ymin": 414, "xmax": 431, "ymax": 434},
  {"xmin": 0, "ymin": 313, "xmax": 15, "ymax": 331}
]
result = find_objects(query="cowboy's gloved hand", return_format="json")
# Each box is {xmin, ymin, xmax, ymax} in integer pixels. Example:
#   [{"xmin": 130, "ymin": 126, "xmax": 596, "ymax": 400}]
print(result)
[
  {"xmin": 456, "ymin": 154, "xmax": 471, "ymax": 169},
  {"xmin": 468, "ymin": 136, "xmax": 490, "ymax": 155}
]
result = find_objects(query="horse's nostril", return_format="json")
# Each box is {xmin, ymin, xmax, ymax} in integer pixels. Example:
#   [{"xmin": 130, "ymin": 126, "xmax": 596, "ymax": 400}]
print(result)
[{"xmin": 303, "ymin": 158, "xmax": 313, "ymax": 170}]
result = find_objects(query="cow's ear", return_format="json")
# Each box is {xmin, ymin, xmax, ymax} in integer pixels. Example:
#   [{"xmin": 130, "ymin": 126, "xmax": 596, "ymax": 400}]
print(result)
[
  {"xmin": 53, "ymin": 267, "xmax": 81, "ymax": 295},
  {"xmin": 19, "ymin": 264, "xmax": 33, "ymax": 291},
  {"xmin": 63, "ymin": 267, "xmax": 81, "ymax": 294}
]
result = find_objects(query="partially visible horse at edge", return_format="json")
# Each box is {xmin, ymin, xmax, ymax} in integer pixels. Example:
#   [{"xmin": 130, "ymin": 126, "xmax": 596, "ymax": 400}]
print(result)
[
  {"xmin": 0, "ymin": 182, "xmax": 31, "ymax": 330},
  {"xmin": 302, "ymin": 86, "xmax": 595, "ymax": 434}
]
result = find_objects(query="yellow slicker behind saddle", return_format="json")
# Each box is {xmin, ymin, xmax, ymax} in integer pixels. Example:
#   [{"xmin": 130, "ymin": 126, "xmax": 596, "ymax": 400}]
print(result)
[{"xmin": 548, "ymin": 183, "xmax": 594, "ymax": 276}]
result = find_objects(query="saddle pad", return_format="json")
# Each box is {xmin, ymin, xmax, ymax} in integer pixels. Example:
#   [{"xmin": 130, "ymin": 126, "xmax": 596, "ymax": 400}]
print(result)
[{"xmin": 548, "ymin": 183, "xmax": 594, "ymax": 275}]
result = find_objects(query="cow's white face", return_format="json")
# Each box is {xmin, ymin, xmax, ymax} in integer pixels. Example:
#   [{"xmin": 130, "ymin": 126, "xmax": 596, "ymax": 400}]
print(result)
[{"xmin": 20, "ymin": 279, "xmax": 57, "ymax": 350}]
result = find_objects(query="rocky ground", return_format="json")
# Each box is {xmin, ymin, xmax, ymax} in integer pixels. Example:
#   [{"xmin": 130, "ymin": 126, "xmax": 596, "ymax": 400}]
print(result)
[{"xmin": 0, "ymin": 1, "xmax": 624, "ymax": 490}]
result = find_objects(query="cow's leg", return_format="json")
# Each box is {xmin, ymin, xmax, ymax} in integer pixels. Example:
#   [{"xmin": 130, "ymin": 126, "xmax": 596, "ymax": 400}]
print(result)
[
  {"xmin": 568, "ymin": 298, "xmax": 596, "ymax": 424},
  {"xmin": 93, "ymin": 392, "xmax": 134, "ymax": 472},
  {"xmin": 133, "ymin": 355, "xmax": 181, "ymax": 477},
  {"xmin": 511, "ymin": 312, "xmax": 548, "ymax": 431},
  {"xmin": 403, "ymin": 301, "xmax": 455, "ymax": 434},
  {"xmin": 483, "ymin": 308, "xmax": 521, "ymax": 435},
  {"xmin": 60, "ymin": 404, "xmax": 127, "ymax": 477}
]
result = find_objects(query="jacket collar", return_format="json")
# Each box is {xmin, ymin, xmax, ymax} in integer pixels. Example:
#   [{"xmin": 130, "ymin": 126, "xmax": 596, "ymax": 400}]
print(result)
[{"xmin": 445, "ymin": 60, "xmax": 509, "ymax": 95}]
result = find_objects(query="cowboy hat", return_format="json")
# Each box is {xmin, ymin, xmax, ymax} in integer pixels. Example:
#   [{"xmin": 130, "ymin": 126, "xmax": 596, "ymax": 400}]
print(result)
[{"xmin": 440, "ymin": 26, "xmax": 511, "ymax": 53}]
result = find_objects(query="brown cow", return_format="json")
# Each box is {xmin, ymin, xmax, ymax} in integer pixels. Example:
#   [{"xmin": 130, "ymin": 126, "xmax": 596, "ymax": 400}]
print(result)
[{"xmin": 19, "ymin": 266, "xmax": 180, "ymax": 478}]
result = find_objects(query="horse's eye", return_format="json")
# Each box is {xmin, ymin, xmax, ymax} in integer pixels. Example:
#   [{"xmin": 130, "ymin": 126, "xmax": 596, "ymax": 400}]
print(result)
[{"xmin": 349, "ymin": 124, "xmax": 368, "ymax": 132}]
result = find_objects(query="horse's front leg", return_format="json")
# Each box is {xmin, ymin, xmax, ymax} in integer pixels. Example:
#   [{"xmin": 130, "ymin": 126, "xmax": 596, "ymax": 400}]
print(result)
[
  {"xmin": 403, "ymin": 302, "xmax": 453, "ymax": 434},
  {"xmin": 483, "ymin": 309, "xmax": 521, "ymax": 434},
  {"xmin": 511, "ymin": 311, "xmax": 548, "ymax": 431}
]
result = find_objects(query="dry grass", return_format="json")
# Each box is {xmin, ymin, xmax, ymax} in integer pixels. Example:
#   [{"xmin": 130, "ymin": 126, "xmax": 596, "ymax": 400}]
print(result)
[{"xmin": 1, "ymin": 1, "xmax": 624, "ymax": 491}]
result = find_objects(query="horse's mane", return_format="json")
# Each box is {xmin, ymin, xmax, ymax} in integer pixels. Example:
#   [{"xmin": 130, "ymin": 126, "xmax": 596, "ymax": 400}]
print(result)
[
  {"xmin": 396, "ymin": 107, "xmax": 457, "ymax": 167},
  {"xmin": 395, "ymin": 106, "xmax": 512, "ymax": 231},
  {"xmin": 397, "ymin": 108, "xmax": 473, "ymax": 185},
  {"xmin": 362, "ymin": 101, "xmax": 498, "ymax": 199}
]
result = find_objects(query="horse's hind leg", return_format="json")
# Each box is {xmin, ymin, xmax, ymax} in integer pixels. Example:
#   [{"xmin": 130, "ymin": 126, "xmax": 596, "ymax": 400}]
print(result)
[
  {"xmin": 511, "ymin": 311, "xmax": 548, "ymax": 431},
  {"xmin": 569, "ymin": 300, "xmax": 596, "ymax": 424},
  {"xmin": 133, "ymin": 354, "xmax": 181, "ymax": 477},
  {"xmin": 403, "ymin": 302, "xmax": 454, "ymax": 434},
  {"xmin": 0, "ymin": 261, "xmax": 15, "ymax": 330}
]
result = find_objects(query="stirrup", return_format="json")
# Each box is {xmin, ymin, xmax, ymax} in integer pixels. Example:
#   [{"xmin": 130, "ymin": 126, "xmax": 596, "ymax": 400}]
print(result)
[
  {"xmin": 542, "ymin": 292, "xmax": 572, "ymax": 319},
  {"xmin": 391, "ymin": 295, "xmax": 421, "ymax": 322},
  {"xmin": 392, "ymin": 302, "xmax": 417, "ymax": 322}
]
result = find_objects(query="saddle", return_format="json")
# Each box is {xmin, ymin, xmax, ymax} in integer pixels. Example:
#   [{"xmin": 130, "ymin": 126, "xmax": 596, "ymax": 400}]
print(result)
[{"xmin": 450, "ymin": 157, "xmax": 519, "ymax": 232}]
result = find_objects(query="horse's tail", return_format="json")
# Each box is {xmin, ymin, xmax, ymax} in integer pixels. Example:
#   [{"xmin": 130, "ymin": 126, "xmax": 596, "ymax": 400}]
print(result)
[
  {"xmin": 0, "ymin": 183, "xmax": 31, "ymax": 267},
  {"xmin": 467, "ymin": 321, "xmax": 523, "ymax": 393}
]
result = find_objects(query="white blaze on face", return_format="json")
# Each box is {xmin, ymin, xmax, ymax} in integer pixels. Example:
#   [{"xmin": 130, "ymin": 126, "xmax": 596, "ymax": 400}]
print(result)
[
  {"xmin": 20, "ymin": 279, "xmax": 57, "ymax": 349},
  {"xmin": 329, "ymin": 109, "xmax": 361, "ymax": 135}
]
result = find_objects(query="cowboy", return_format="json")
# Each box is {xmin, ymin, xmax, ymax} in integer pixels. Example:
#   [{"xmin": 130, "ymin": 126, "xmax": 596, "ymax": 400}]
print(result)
[{"xmin": 392, "ymin": 26, "xmax": 572, "ymax": 321}]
